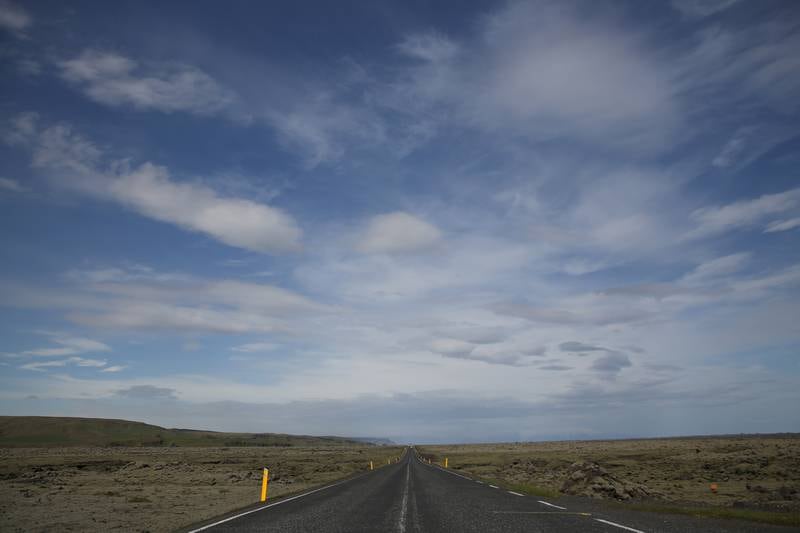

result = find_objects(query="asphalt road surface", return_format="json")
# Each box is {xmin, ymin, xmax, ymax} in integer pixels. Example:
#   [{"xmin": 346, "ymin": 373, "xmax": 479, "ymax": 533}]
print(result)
[{"xmin": 187, "ymin": 448, "xmax": 793, "ymax": 533}]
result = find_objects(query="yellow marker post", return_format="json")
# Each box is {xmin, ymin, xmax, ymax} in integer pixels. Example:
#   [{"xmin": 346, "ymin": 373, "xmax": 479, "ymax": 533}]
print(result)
[
  {"xmin": 444, "ymin": 457, "xmax": 448, "ymax": 468},
  {"xmin": 370, "ymin": 461, "xmax": 374, "ymax": 470},
  {"xmin": 260, "ymin": 468, "xmax": 269, "ymax": 502}
]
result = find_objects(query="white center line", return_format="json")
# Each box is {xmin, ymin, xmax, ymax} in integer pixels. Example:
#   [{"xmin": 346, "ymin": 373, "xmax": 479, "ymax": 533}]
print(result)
[
  {"xmin": 537, "ymin": 500, "xmax": 567, "ymax": 510},
  {"xmin": 507, "ymin": 491, "xmax": 524, "ymax": 496},
  {"xmin": 489, "ymin": 484, "xmax": 499, "ymax": 489},
  {"xmin": 398, "ymin": 464, "xmax": 410, "ymax": 533},
  {"xmin": 594, "ymin": 518, "xmax": 646, "ymax": 532}
]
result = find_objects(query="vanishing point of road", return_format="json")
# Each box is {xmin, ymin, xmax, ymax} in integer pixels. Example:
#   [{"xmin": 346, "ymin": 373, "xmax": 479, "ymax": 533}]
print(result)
[{"xmin": 186, "ymin": 448, "xmax": 793, "ymax": 533}]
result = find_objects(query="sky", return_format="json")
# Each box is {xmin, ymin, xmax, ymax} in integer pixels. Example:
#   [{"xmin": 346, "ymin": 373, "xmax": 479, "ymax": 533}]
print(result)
[{"xmin": 0, "ymin": 0, "xmax": 799, "ymax": 444}]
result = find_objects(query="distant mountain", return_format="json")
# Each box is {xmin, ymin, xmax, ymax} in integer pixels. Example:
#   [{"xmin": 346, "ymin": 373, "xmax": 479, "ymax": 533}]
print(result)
[
  {"xmin": 0, "ymin": 416, "xmax": 375, "ymax": 448},
  {"xmin": 350, "ymin": 437, "xmax": 396, "ymax": 446}
]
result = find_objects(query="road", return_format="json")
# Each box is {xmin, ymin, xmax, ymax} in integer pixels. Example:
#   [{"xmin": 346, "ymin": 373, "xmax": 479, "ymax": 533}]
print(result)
[{"xmin": 187, "ymin": 447, "xmax": 791, "ymax": 533}]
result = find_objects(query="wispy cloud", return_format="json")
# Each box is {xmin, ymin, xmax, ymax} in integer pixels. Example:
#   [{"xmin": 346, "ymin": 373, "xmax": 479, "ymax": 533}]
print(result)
[
  {"xmin": 671, "ymin": 0, "xmax": 740, "ymax": 18},
  {"xmin": 681, "ymin": 253, "xmax": 751, "ymax": 284},
  {"xmin": 0, "ymin": 177, "xmax": 26, "ymax": 192},
  {"xmin": 688, "ymin": 188, "xmax": 800, "ymax": 239},
  {"xmin": 59, "ymin": 50, "xmax": 237, "ymax": 116},
  {"xmin": 20, "ymin": 356, "xmax": 107, "ymax": 372},
  {"xmin": 231, "ymin": 342, "xmax": 279, "ymax": 353},
  {"xmin": 115, "ymin": 385, "xmax": 177, "ymax": 400},
  {"xmin": 0, "ymin": 0, "xmax": 31, "ymax": 34},
  {"xmin": 356, "ymin": 212, "xmax": 442, "ymax": 254},
  {"xmin": 15, "ymin": 336, "xmax": 111, "ymax": 358},
  {"xmin": 5, "ymin": 265, "xmax": 332, "ymax": 335},
  {"xmin": 10, "ymin": 117, "xmax": 303, "ymax": 253},
  {"xmin": 765, "ymin": 218, "xmax": 800, "ymax": 233}
]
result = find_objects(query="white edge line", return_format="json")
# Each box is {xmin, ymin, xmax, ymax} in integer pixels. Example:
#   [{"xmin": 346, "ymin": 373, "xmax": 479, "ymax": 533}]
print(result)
[
  {"xmin": 507, "ymin": 491, "xmax": 524, "ymax": 496},
  {"xmin": 187, "ymin": 473, "xmax": 367, "ymax": 532},
  {"xmin": 428, "ymin": 463, "xmax": 472, "ymax": 481},
  {"xmin": 476, "ymin": 481, "xmax": 484, "ymax": 484},
  {"xmin": 489, "ymin": 484, "xmax": 499, "ymax": 489},
  {"xmin": 537, "ymin": 500, "xmax": 567, "ymax": 510},
  {"xmin": 593, "ymin": 518, "xmax": 645, "ymax": 533}
]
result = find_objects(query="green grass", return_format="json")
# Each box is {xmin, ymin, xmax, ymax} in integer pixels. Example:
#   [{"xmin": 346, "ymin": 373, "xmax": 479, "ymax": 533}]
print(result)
[
  {"xmin": 612, "ymin": 501, "xmax": 800, "ymax": 528},
  {"xmin": 0, "ymin": 416, "xmax": 373, "ymax": 448}
]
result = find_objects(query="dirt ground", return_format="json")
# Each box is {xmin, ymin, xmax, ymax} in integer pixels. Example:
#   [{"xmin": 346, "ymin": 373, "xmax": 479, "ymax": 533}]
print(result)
[
  {"xmin": 0, "ymin": 445, "xmax": 403, "ymax": 532},
  {"xmin": 420, "ymin": 435, "xmax": 800, "ymax": 512}
]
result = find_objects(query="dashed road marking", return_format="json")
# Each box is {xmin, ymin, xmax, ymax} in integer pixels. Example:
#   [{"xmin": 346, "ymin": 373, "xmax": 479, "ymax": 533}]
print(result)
[
  {"xmin": 507, "ymin": 491, "xmax": 524, "ymax": 496},
  {"xmin": 537, "ymin": 500, "xmax": 567, "ymax": 510},
  {"xmin": 489, "ymin": 484, "xmax": 499, "ymax": 489},
  {"xmin": 594, "ymin": 518, "xmax": 645, "ymax": 532}
]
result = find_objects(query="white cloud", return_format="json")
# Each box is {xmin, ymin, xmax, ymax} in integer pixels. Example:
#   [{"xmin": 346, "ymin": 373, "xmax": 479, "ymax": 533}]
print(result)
[
  {"xmin": 0, "ymin": 177, "xmax": 26, "ymax": 192},
  {"xmin": 65, "ymin": 264, "xmax": 190, "ymax": 284},
  {"xmin": 231, "ymin": 342, "xmax": 279, "ymax": 353},
  {"xmin": 101, "ymin": 365, "xmax": 127, "ymax": 373},
  {"xmin": 2, "ymin": 112, "xmax": 38, "ymax": 146},
  {"xmin": 67, "ymin": 300, "xmax": 287, "ymax": 334},
  {"xmin": 688, "ymin": 188, "xmax": 800, "ymax": 239},
  {"xmin": 357, "ymin": 212, "xmax": 442, "ymax": 254},
  {"xmin": 561, "ymin": 259, "xmax": 609, "ymax": 276},
  {"xmin": 59, "ymin": 50, "xmax": 236, "ymax": 115},
  {"xmin": 681, "ymin": 252, "xmax": 750, "ymax": 285},
  {"xmin": 300, "ymin": 235, "xmax": 530, "ymax": 303},
  {"xmin": 0, "ymin": 0, "xmax": 31, "ymax": 33},
  {"xmin": 106, "ymin": 163, "xmax": 302, "ymax": 253},
  {"xmin": 429, "ymin": 338, "xmax": 474, "ymax": 357},
  {"xmin": 712, "ymin": 131, "xmax": 748, "ymax": 168},
  {"xmin": 21, "ymin": 119, "xmax": 302, "ymax": 254},
  {"xmin": 465, "ymin": 1, "xmax": 679, "ymax": 151},
  {"xmin": 672, "ymin": 0, "xmax": 740, "ymax": 18},
  {"xmin": 397, "ymin": 33, "xmax": 459, "ymax": 63},
  {"xmin": 765, "ymin": 217, "xmax": 800, "ymax": 233},
  {"xmin": 266, "ymin": 94, "xmax": 386, "ymax": 168},
  {"xmin": 19, "ymin": 360, "xmax": 67, "ymax": 371},
  {"xmin": 4, "ymin": 265, "xmax": 332, "ymax": 335},
  {"xmin": 20, "ymin": 356, "xmax": 107, "ymax": 372},
  {"xmin": 680, "ymin": 16, "xmax": 800, "ymax": 115},
  {"xmin": 19, "ymin": 336, "xmax": 111, "ymax": 358},
  {"xmin": 71, "ymin": 357, "xmax": 108, "ymax": 367}
]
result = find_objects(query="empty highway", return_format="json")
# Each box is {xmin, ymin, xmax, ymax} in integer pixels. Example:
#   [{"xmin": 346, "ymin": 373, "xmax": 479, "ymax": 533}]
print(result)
[{"xmin": 186, "ymin": 448, "xmax": 792, "ymax": 533}]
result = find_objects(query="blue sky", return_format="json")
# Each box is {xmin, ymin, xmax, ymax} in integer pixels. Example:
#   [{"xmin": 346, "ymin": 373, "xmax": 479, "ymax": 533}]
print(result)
[{"xmin": 1, "ymin": 0, "xmax": 799, "ymax": 443}]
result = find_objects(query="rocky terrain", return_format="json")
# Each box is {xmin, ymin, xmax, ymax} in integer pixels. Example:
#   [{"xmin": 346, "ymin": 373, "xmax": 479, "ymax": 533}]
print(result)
[
  {"xmin": 419, "ymin": 434, "xmax": 800, "ymax": 513},
  {"xmin": 0, "ymin": 445, "xmax": 403, "ymax": 532}
]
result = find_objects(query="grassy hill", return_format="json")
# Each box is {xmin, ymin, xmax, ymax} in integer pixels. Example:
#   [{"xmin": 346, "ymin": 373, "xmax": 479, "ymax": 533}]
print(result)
[{"xmin": 0, "ymin": 416, "xmax": 370, "ymax": 448}]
